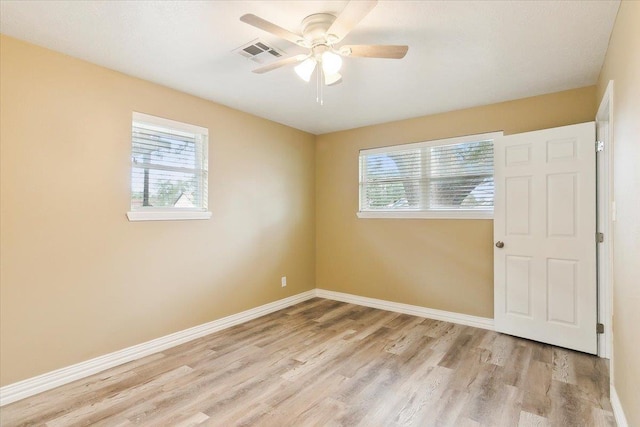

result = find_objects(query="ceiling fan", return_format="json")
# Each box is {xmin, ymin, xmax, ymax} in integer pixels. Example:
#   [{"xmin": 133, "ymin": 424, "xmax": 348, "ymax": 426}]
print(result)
[{"xmin": 240, "ymin": 0, "xmax": 408, "ymax": 86}]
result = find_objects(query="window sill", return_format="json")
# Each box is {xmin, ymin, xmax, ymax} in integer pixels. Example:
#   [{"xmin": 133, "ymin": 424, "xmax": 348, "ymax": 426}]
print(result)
[
  {"xmin": 127, "ymin": 211, "xmax": 212, "ymax": 222},
  {"xmin": 357, "ymin": 210, "xmax": 493, "ymax": 220}
]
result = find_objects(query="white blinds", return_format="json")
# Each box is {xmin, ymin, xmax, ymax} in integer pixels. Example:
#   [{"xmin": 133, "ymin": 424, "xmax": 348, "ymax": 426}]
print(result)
[
  {"xmin": 359, "ymin": 139, "xmax": 494, "ymax": 212},
  {"xmin": 131, "ymin": 113, "xmax": 208, "ymax": 211}
]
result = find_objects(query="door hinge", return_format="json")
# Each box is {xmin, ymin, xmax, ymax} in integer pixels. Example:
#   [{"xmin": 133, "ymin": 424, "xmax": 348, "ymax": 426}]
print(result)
[
  {"xmin": 597, "ymin": 323, "xmax": 605, "ymax": 334},
  {"xmin": 596, "ymin": 232, "xmax": 604, "ymax": 243},
  {"xmin": 596, "ymin": 141, "xmax": 604, "ymax": 152}
]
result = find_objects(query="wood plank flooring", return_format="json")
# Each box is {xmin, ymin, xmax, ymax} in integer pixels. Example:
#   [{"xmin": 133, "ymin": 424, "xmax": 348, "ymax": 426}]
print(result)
[{"xmin": 0, "ymin": 298, "xmax": 615, "ymax": 426}]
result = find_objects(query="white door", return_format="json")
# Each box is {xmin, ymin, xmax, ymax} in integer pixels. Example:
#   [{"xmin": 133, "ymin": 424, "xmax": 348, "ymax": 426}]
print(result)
[{"xmin": 494, "ymin": 122, "xmax": 597, "ymax": 354}]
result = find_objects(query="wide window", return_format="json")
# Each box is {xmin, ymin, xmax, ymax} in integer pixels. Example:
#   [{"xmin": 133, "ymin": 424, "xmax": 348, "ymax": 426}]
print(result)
[
  {"xmin": 127, "ymin": 112, "xmax": 211, "ymax": 221},
  {"xmin": 358, "ymin": 132, "xmax": 502, "ymax": 219}
]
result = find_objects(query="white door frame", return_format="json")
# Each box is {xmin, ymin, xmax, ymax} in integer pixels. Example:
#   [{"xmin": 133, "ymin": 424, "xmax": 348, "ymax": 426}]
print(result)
[{"xmin": 595, "ymin": 80, "xmax": 614, "ymax": 360}]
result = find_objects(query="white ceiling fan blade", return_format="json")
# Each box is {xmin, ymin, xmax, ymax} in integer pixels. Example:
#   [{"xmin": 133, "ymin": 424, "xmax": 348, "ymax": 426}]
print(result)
[
  {"xmin": 327, "ymin": 0, "xmax": 378, "ymax": 43},
  {"xmin": 340, "ymin": 45, "xmax": 408, "ymax": 59},
  {"xmin": 252, "ymin": 54, "xmax": 308, "ymax": 74},
  {"xmin": 240, "ymin": 14, "xmax": 304, "ymax": 46}
]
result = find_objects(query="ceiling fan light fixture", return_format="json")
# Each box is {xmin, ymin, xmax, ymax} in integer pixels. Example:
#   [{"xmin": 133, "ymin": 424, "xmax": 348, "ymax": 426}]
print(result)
[
  {"xmin": 324, "ymin": 71, "xmax": 342, "ymax": 86},
  {"xmin": 321, "ymin": 51, "xmax": 342, "ymax": 75},
  {"xmin": 294, "ymin": 57, "xmax": 317, "ymax": 82}
]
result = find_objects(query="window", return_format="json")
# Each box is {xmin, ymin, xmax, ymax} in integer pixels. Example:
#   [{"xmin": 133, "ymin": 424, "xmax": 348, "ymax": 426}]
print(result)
[
  {"xmin": 358, "ymin": 132, "xmax": 502, "ymax": 219},
  {"xmin": 127, "ymin": 112, "xmax": 211, "ymax": 221}
]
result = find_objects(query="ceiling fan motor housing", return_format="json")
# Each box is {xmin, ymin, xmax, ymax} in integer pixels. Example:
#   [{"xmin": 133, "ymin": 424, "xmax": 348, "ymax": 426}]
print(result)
[{"xmin": 301, "ymin": 13, "xmax": 338, "ymax": 46}]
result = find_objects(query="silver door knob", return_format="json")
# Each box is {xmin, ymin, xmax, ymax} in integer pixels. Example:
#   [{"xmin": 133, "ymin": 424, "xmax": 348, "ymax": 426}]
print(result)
[{"xmin": 495, "ymin": 241, "xmax": 504, "ymax": 248}]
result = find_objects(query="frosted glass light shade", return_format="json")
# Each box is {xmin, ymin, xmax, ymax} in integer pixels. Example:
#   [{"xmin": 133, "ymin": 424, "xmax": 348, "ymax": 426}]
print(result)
[
  {"xmin": 294, "ymin": 58, "xmax": 317, "ymax": 82},
  {"xmin": 321, "ymin": 51, "xmax": 342, "ymax": 75},
  {"xmin": 324, "ymin": 72, "xmax": 342, "ymax": 86}
]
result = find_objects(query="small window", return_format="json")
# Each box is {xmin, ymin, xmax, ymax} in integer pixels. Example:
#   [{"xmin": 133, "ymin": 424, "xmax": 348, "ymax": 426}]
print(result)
[
  {"xmin": 358, "ymin": 132, "xmax": 502, "ymax": 219},
  {"xmin": 127, "ymin": 112, "xmax": 211, "ymax": 221}
]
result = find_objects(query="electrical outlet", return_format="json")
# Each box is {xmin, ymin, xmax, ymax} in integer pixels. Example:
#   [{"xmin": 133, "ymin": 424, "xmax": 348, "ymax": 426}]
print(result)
[{"xmin": 281, "ymin": 276, "xmax": 287, "ymax": 287}]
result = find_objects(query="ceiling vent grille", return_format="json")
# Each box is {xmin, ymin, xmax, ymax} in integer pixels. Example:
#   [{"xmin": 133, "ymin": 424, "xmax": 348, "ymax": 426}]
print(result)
[{"xmin": 234, "ymin": 39, "xmax": 285, "ymax": 64}]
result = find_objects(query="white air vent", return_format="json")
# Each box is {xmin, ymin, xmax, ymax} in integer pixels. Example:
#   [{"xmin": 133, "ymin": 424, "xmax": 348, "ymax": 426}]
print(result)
[{"xmin": 233, "ymin": 39, "xmax": 285, "ymax": 64}]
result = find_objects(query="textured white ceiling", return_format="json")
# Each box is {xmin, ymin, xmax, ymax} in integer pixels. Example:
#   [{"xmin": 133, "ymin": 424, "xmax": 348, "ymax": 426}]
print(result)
[{"xmin": 0, "ymin": 1, "xmax": 620, "ymax": 135}]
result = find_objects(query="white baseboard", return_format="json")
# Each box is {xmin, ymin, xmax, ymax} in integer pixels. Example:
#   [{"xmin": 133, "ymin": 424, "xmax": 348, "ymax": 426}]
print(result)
[
  {"xmin": 610, "ymin": 385, "xmax": 629, "ymax": 427},
  {"xmin": 0, "ymin": 290, "xmax": 316, "ymax": 406},
  {"xmin": 314, "ymin": 289, "xmax": 494, "ymax": 331}
]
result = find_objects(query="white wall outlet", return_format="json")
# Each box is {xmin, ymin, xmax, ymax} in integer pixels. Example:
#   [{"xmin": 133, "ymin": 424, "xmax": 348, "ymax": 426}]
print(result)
[{"xmin": 281, "ymin": 276, "xmax": 287, "ymax": 287}]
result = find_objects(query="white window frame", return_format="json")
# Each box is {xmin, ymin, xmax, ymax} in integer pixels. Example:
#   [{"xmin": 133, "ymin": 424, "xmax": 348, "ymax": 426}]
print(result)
[
  {"xmin": 127, "ymin": 112, "xmax": 211, "ymax": 222},
  {"xmin": 357, "ymin": 131, "xmax": 503, "ymax": 220}
]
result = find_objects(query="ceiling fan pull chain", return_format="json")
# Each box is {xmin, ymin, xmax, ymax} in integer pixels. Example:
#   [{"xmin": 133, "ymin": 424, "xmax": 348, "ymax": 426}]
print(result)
[
  {"xmin": 320, "ymin": 70, "xmax": 324, "ymax": 106},
  {"xmin": 316, "ymin": 66, "xmax": 324, "ymax": 106}
]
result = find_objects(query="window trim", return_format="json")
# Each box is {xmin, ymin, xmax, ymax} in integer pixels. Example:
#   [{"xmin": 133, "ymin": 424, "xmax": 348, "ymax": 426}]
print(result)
[
  {"xmin": 356, "ymin": 210, "xmax": 494, "ymax": 220},
  {"xmin": 127, "ymin": 210, "xmax": 212, "ymax": 222},
  {"xmin": 358, "ymin": 131, "xmax": 503, "ymax": 220},
  {"xmin": 127, "ymin": 112, "xmax": 211, "ymax": 222}
]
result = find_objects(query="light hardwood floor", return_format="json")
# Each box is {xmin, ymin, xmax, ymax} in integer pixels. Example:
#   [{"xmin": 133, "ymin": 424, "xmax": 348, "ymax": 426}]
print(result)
[{"xmin": 1, "ymin": 298, "xmax": 615, "ymax": 426}]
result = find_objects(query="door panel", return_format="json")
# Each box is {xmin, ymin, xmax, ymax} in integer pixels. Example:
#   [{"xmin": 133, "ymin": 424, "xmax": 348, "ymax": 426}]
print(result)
[
  {"xmin": 505, "ymin": 255, "xmax": 532, "ymax": 317},
  {"xmin": 547, "ymin": 258, "xmax": 578, "ymax": 325},
  {"xmin": 494, "ymin": 122, "xmax": 596, "ymax": 354},
  {"xmin": 505, "ymin": 177, "xmax": 532, "ymax": 235},
  {"xmin": 547, "ymin": 173, "xmax": 577, "ymax": 236}
]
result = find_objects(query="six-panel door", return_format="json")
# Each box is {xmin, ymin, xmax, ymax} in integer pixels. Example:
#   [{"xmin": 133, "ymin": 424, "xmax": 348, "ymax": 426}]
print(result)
[{"xmin": 494, "ymin": 122, "xmax": 597, "ymax": 354}]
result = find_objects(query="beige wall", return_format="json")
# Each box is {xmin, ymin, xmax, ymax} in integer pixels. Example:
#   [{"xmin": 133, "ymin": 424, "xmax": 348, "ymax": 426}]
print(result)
[
  {"xmin": 316, "ymin": 87, "xmax": 597, "ymax": 318},
  {"xmin": 0, "ymin": 35, "xmax": 316, "ymax": 386},
  {"xmin": 597, "ymin": 1, "xmax": 640, "ymax": 424}
]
